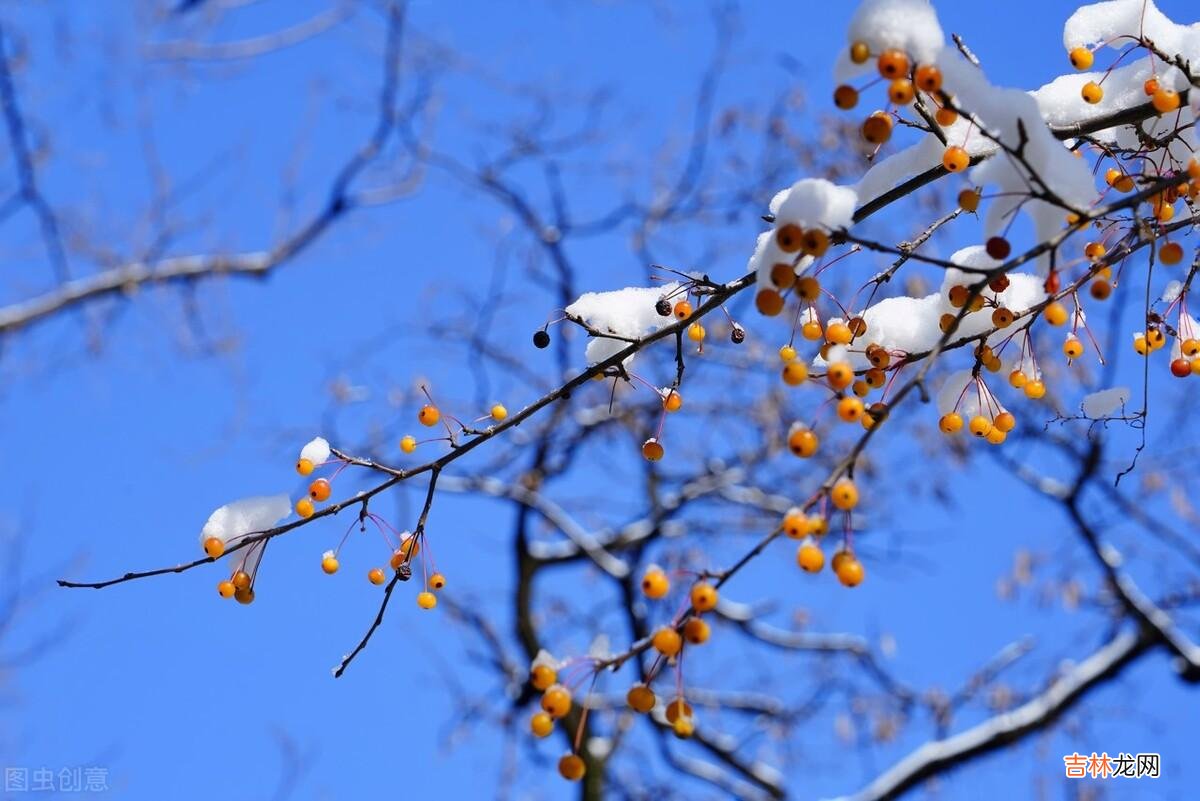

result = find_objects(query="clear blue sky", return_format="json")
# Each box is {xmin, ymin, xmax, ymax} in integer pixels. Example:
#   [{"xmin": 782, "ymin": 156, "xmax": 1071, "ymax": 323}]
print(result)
[{"xmin": 2, "ymin": 1, "xmax": 1196, "ymax": 799}]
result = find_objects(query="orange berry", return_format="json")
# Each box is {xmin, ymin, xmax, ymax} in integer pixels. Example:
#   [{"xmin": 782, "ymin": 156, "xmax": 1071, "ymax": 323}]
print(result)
[
  {"xmin": 796, "ymin": 276, "xmax": 820, "ymax": 302},
  {"xmin": 530, "ymin": 712, "xmax": 554, "ymax": 738},
  {"xmin": 801, "ymin": 228, "xmax": 830, "ymax": 257},
  {"xmin": 826, "ymin": 322, "xmax": 853, "ymax": 345},
  {"xmin": 834, "ymin": 84, "xmax": 859, "ymax": 110},
  {"xmin": 368, "ymin": 567, "xmax": 386, "ymax": 586},
  {"xmin": 1160, "ymin": 242, "xmax": 1183, "ymax": 265},
  {"xmin": 827, "ymin": 362, "xmax": 854, "ymax": 390},
  {"xmin": 770, "ymin": 262, "xmax": 796, "ymax": 289},
  {"xmin": 782, "ymin": 361, "xmax": 809, "ymax": 386},
  {"xmin": 416, "ymin": 591, "xmax": 437, "ymax": 609},
  {"xmin": 876, "ymin": 49, "xmax": 909, "ymax": 80},
  {"xmin": 390, "ymin": 536, "xmax": 420, "ymax": 568},
  {"xmin": 400, "ymin": 435, "xmax": 418, "ymax": 454},
  {"xmin": 217, "ymin": 580, "xmax": 236, "ymax": 599},
  {"xmin": 490, "ymin": 404, "xmax": 508, "ymax": 421},
  {"xmin": 831, "ymin": 478, "xmax": 858, "ymax": 511},
  {"xmin": 797, "ymin": 543, "xmax": 825, "ymax": 573},
  {"xmin": 653, "ymin": 626, "xmax": 683, "ymax": 657},
  {"xmin": 1084, "ymin": 241, "xmax": 1106, "ymax": 261},
  {"xmin": 935, "ymin": 105, "xmax": 958, "ymax": 126},
  {"xmin": 888, "ymin": 78, "xmax": 915, "ymax": 105},
  {"xmin": 558, "ymin": 754, "xmax": 586, "ymax": 782},
  {"xmin": 914, "ymin": 64, "xmax": 942, "ymax": 93},
  {"xmin": 755, "ymin": 288, "xmax": 785, "ymax": 316},
  {"xmin": 958, "ymin": 188, "xmax": 980, "ymax": 212},
  {"xmin": 994, "ymin": 411, "xmax": 1016, "ymax": 433},
  {"xmin": 234, "ymin": 587, "xmax": 255, "ymax": 605},
  {"xmin": 641, "ymin": 568, "xmax": 670, "ymax": 599},
  {"xmin": 1144, "ymin": 77, "xmax": 1160, "ymax": 96},
  {"xmin": 801, "ymin": 320, "xmax": 823, "ymax": 341},
  {"xmin": 429, "ymin": 572, "xmax": 446, "ymax": 591},
  {"xmin": 683, "ymin": 617, "xmax": 710, "ymax": 645},
  {"xmin": 1068, "ymin": 47, "xmax": 1093, "ymax": 70},
  {"xmin": 775, "ymin": 223, "xmax": 804, "ymax": 253},
  {"xmin": 642, "ymin": 438, "xmax": 665, "ymax": 462},
  {"xmin": 1182, "ymin": 339, "xmax": 1200, "ymax": 358},
  {"xmin": 837, "ymin": 396, "xmax": 865, "ymax": 422},
  {"xmin": 690, "ymin": 582, "xmax": 718, "ymax": 612},
  {"xmin": 862, "ymin": 111, "xmax": 893, "ymax": 145},
  {"xmin": 1023, "ymin": 379, "xmax": 1046, "ymax": 399},
  {"xmin": 627, "ymin": 684, "xmax": 656, "ymax": 713},
  {"xmin": 835, "ymin": 555, "xmax": 865, "ymax": 587},
  {"xmin": 665, "ymin": 697, "xmax": 693, "ymax": 724},
  {"xmin": 663, "ymin": 390, "xmax": 683, "ymax": 412},
  {"xmin": 783, "ymin": 510, "xmax": 808, "ymax": 538},
  {"xmin": 991, "ymin": 307, "xmax": 1014, "ymax": 328},
  {"xmin": 1090, "ymin": 280, "xmax": 1112, "ymax": 301},
  {"xmin": 939, "ymin": 412, "xmax": 963, "ymax": 434},
  {"xmin": 232, "ymin": 570, "xmax": 251, "ymax": 590},
  {"xmin": 1063, "ymin": 337, "xmax": 1084, "ymax": 359},
  {"xmin": 296, "ymin": 457, "xmax": 314, "ymax": 476},
  {"xmin": 849, "ymin": 41, "xmax": 870, "ymax": 64},
  {"xmin": 968, "ymin": 415, "xmax": 992, "ymax": 438},
  {"xmin": 309, "ymin": 478, "xmax": 331, "ymax": 502},
  {"xmin": 418, "ymin": 404, "xmax": 440, "ymax": 427},
  {"xmin": 321, "ymin": 553, "xmax": 339, "ymax": 574},
  {"xmin": 531, "ymin": 664, "xmax": 557, "ymax": 691},
  {"xmin": 1044, "ymin": 302, "xmax": 1068, "ymax": 326},
  {"xmin": 295, "ymin": 497, "xmax": 315, "ymax": 518},
  {"xmin": 203, "ymin": 537, "xmax": 225, "ymax": 559},
  {"xmin": 673, "ymin": 300, "xmax": 693, "ymax": 320},
  {"xmin": 1151, "ymin": 88, "xmax": 1180, "ymax": 114},
  {"xmin": 1009, "ymin": 369, "xmax": 1027, "ymax": 388},
  {"xmin": 986, "ymin": 427, "xmax": 1007, "ymax": 445},
  {"xmin": 788, "ymin": 427, "xmax": 819, "ymax": 458},
  {"xmin": 1081, "ymin": 81, "xmax": 1103, "ymax": 104},
  {"xmin": 942, "ymin": 145, "xmax": 969, "ymax": 172}
]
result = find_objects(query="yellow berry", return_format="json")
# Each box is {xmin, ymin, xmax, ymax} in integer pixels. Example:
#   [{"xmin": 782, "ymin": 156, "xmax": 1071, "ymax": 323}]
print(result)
[
  {"xmin": 296, "ymin": 457, "xmax": 314, "ymax": 476},
  {"xmin": 490, "ymin": 404, "xmax": 508, "ymax": 421},
  {"xmin": 672, "ymin": 717, "xmax": 695, "ymax": 739},
  {"xmin": 826, "ymin": 322, "xmax": 853, "ymax": 345},
  {"xmin": 416, "ymin": 591, "xmax": 437, "ymax": 609},
  {"xmin": 400, "ymin": 435, "xmax": 417, "ymax": 454},
  {"xmin": 994, "ymin": 411, "xmax": 1016, "ymax": 433},
  {"xmin": 779, "ymin": 344, "xmax": 797, "ymax": 362},
  {"xmin": 321, "ymin": 554, "xmax": 339, "ymax": 575},
  {"xmin": 1024, "ymin": 379, "xmax": 1046, "ymax": 399},
  {"xmin": 827, "ymin": 362, "xmax": 854, "ymax": 391},
  {"xmin": 849, "ymin": 41, "xmax": 870, "ymax": 64},
  {"xmin": 1009, "ymin": 369, "xmax": 1027, "ymax": 388},
  {"xmin": 801, "ymin": 320, "xmax": 823, "ymax": 341},
  {"xmin": 687, "ymin": 322, "xmax": 706, "ymax": 342}
]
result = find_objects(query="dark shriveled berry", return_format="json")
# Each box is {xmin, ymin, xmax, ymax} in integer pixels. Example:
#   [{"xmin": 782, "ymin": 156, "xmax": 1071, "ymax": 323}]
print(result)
[
  {"xmin": 655, "ymin": 298, "xmax": 672, "ymax": 316},
  {"xmin": 730, "ymin": 324, "xmax": 746, "ymax": 344},
  {"xmin": 533, "ymin": 330, "xmax": 551, "ymax": 349}
]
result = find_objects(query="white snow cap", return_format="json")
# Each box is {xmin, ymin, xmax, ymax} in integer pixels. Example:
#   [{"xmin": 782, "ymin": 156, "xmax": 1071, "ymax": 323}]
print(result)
[
  {"xmin": 530, "ymin": 648, "xmax": 562, "ymax": 671},
  {"xmin": 198, "ymin": 494, "xmax": 291, "ymax": 548},
  {"xmin": 1081, "ymin": 387, "xmax": 1130, "ymax": 418},
  {"xmin": 835, "ymin": 0, "xmax": 945, "ymax": 82},
  {"xmin": 299, "ymin": 436, "xmax": 331, "ymax": 465},
  {"xmin": 565, "ymin": 282, "xmax": 681, "ymax": 366},
  {"xmin": 774, "ymin": 179, "xmax": 858, "ymax": 232}
]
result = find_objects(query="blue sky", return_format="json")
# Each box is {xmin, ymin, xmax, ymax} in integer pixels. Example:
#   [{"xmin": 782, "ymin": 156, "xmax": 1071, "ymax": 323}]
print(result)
[{"xmin": 2, "ymin": 1, "xmax": 1197, "ymax": 800}]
